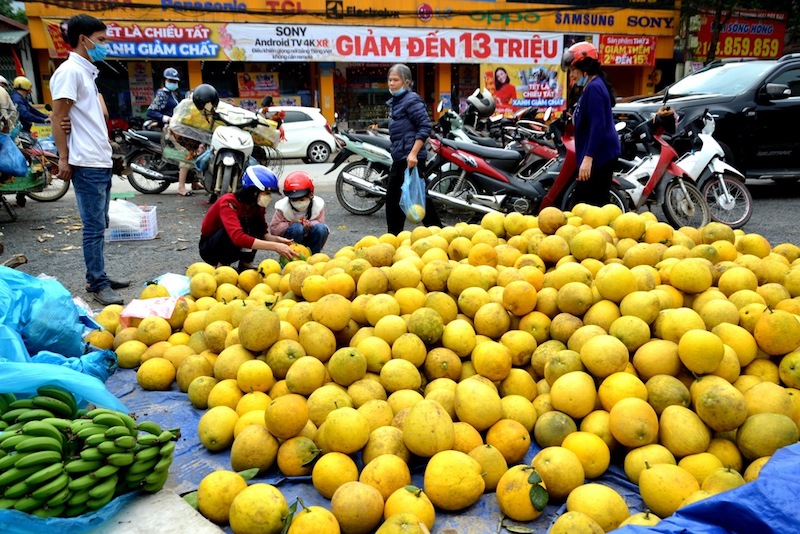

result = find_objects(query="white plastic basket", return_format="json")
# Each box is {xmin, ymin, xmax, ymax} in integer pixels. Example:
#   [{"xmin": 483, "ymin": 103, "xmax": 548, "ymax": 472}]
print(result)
[{"xmin": 105, "ymin": 205, "xmax": 158, "ymax": 242}]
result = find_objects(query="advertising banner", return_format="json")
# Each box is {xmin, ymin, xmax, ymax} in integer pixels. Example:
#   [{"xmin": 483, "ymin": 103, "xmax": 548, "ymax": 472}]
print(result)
[
  {"xmin": 129, "ymin": 62, "xmax": 154, "ymax": 106},
  {"xmin": 599, "ymin": 35, "xmax": 657, "ymax": 66},
  {"xmin": 481, "ymin": 63, "xmax": 567, "ymax": 116},
  {"xmin": 237, "ymin": 72, "xmax": 279, "ymax": 98},
  {"xmin": 220, "ymin": 24, "xmax": 564, "ymax": 64},
  {"xmin": 694, "ymin": 10, "xmax": 786, "ymax": 60}
]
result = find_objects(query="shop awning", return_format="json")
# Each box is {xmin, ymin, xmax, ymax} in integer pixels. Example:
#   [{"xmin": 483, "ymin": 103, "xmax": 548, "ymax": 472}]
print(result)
[{"xmin": 0, "ymin": 30, "xmax": 28, "ymax": 44}]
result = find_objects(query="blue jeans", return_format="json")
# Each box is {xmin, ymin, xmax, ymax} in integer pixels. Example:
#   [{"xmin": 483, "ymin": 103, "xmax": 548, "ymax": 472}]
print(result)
[
  {"xmin": 283, "ymin": 222, "xmax": 329, "ymax": 254},
  {"xmin": 71, "ymin": 166, "xmax": 112, "ymax": 292}
]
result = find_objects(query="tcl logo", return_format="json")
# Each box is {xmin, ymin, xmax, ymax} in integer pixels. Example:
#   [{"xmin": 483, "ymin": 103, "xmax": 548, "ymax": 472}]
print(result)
[{"xmin": 265, "ymin": 0, "xmax": 303, "ymax": 12}]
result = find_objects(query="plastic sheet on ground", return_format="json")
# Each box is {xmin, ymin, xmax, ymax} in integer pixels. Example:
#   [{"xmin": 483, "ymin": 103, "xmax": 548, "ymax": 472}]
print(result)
[{"xmin": 103, "ymin": 368, "xmax": 646, "ymax": 533}]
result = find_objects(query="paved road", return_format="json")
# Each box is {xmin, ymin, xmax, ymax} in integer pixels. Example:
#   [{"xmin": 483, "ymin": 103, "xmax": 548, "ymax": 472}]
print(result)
[{"xmin": 1, "ymin": 161, "xmax": 798, "ymax": 307}]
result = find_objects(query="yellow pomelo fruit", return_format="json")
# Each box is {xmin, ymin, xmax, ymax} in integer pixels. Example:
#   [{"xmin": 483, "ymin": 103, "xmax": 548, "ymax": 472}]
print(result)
[
  {"xmin": 237, "ymin": 306, "xmax": 280, "ymax": 353},
  {"xmin": 706, "ymin": 437, "xmax": 744, "ymax": 473},
  {"xmin": 471, "ymin": 340, "xmax": 512, "ymax": 382},
  {"xmin": 116, "ymin": 339, "xmax": 148, "ymax": 369},
  {"xmin": 594, "ymin": 263, "xmax": 638, "ymax": 303},
  {"xmin": 700, "ymin": 466, "xmax": 746, "ymax": 494},
  {"xmin": 298, "ymin": 321, "xmax": 336, "ymax": 362},
  {"xmin": 532, "ymin": 445, "xmax": 585, "ymax": 501},
  {"xmin": 86, "ymin": 329, "xmax": 115, "ymax": 350},
  {"xmin": 236, "ymin": 359, "xmax": 274, "ymax": 393},
  {"xmin": 197, "ymin": 470, "xmax": 247, "ymax": 524},
  {"xmin": 678, "ymin": 329, "xmax": 725, "ymax": 374},
  {"xmin": 176, "ymin": 354, "xmax": 214, "ymax": 392},
  {"xmin": 659, "ymin": 405, "xmax": 712, "ymax": 458},
  {"xmin": 358, "ymin": 452, "xmax": 411, "ymax": 501},
  {"xmin": 327, "ymin": 346, "xmax": 368, "ymax": 387},
  {"xmin": 331, "ymin": 481, "xmax": 384, "ymax": 534},
  {"xmin": 561, "ymin": 430, "xmax": 611, "ymax": 479},
  {"xmin": 736, "ymin": 413, "xmax": 800, "ymax": 460},
  {"xmin": 608, "ymin": 315, "xmax": 651, "ymax": 353},
  {"xmin": 204, "ymin": 320, "xmax": 233, "ymax": 354},
  {"xmin": 284, "ymin": 356, "xmax": 326, "ymax": 396},
  {"xmin": 533, "ymin": 410, "xmax": 578, "ymax": 448},
  {"xmin": 633, "ymin": 340, "xmax": 682, "ymax": 381},
  {"xmin": 312, "ymin": 451, "xmax": 359, "ymax": 500},
  {"xmin": 324, "ymin": 407, "xmax": 371, "ymax": 454},
  {"xmin": 288, "ymin": 506, "xmax": 340, "ymax": 534},
  {"xmin": 198, "ymin": 405, "xmax": 239, "ymax": 451},
  {"xmin": 424, "ymin": 450, "xmax": 485, "ymax": 511},
  {"xmin": 230, "ymin": 424, "xmax": 279, "ymax": 475},
  {"xmin": 229, "ymin": 483, "xmax": 289, "ymax": 534},
  {"xmin": 406, "ymin": 307, "xmax": 444, "ymax": 345},
  {"xmin": 495, "ymin": 465, "xmax": 547, "ymax": 522},
  {"xmin": 550, "ymin": 511, "xmax": 606, "ymax": 533},
  {"xmin": 235, "ymin": 390, "xmax": 271, "ymax": 416},
  {"xmin": 754, "ymin": 309, "xmax": 800, "ymax": 356},
  {"xmin": 207, "ymin": 378, "xmax": 245, "ymax": 410},
  {"xmin": 556, "ymin": 281, "xmax": 593, "ymax": 316},
  {"xmin": 654, "ymin": 307, "xmax": 706, "ymax": 344},
  {"xmin": 136, "ymin": 315, "xmax": 172, "ymax": 346},
  {"xmin": 580, "ymin": 334, "xmax": 629, "ymax": 379},
  {"xmin": 639, "ymin": 463, "xmax": 700, "ymax": 518},
  {"xmin": 383, "ymin": 485, "xmax": 435, "ymax": 531},
  {"xmin": 712, "ymin": 323, "xmax": 758, "ymax": 367},
  {"xmin": 645, "ymin": 374, "xmax": 691, "ymax": 416},
  {"xmin": 623, "ymin": 443, "xmax": 676, "ymax": 484},
  {"xmin": 362, "ymin": 426, "xmax": 411, "ymax": 466},
  {"xmin": 454, "ymin": 378, "xmax": 503, "ymax": 431},
  {"xmin": 277, "ymin": 436, "xmax": 320, "ymax": 477},
  {"xmin": 678, "ymin": 452, "xmax": 725, "ymax": 486},
  {"xmin": 597, "ymin": 372, "xmax": 647, "ymax": 412},
  {"xmin": 550, "ymin": 371, "xmax": 597, "ymax": 419},
  {"xmin": 608, "ymin": 397, "xmax": 659, "ymax": 449},
  {"xmin": 402, "ymin": 399, "xmax": 455, "ymax": 458},
  {"xmin": 190, "ymin": 272, "xmax": 217, "ymax": 299},
  {"xmin": 188, "ymin": 376, "xmax": 219, "ymax": 410},
  {"xmin": 694, "ymin": 382, "xmax": 748, "ymax": 432},
  {"xmin": 312, "ymin": 293, "xmax": 352, "ymax": 331},
  {"xmin": 136, "ymin": 357, "xmax": 176, "ymax": 390},
  {"xmin": 743, "ymin": 456, "xmax": 772, "ymax": 482},
  {"xmin": 484, "ymin": 418, "xmax": 530, "ymax": 465},
  {"xmin": 307, "ymin": 384, "xmax": 353, "ymax": 427},
  {"xmin": 467, "ymin": 444, "xmax": 507, "ymax": 493},
  {"xmin": 566, "ymin": 483, "xmax": 630, "ymax": 531}
]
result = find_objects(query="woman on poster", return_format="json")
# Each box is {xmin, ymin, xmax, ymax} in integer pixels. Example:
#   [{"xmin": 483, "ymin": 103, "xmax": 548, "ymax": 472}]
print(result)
[{"xmin": 493, "ymin": 67, "xmax": 517, "ymax": 105}]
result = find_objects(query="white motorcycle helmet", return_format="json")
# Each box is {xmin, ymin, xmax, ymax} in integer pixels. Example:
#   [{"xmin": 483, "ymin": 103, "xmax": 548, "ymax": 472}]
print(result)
[{"xmin": 467, "ymin": 88, "xmax": 496, "ymax": 118}]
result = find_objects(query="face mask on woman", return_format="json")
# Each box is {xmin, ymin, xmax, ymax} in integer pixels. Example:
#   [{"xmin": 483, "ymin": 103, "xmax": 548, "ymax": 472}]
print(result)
[
  {"xmin": 166, "ymin": 82, "xmax": 179, "ymax": 92},
  {"xmin": 257, "ymin": 193, "xmax": 272, "ymax": 208},
  {"xmin": 291, "ymin": 199, "xmax": 311, "ymax": 212},
  {"xmin": 86, "ymin": 38, "xmax": 109, "ymax": 63},
  {"xmin": 575, "ymin": 73, "xmax": 589, "ymax": 87},
  {"xmin": 389, "ymin": 87, "xmax": 407, "ymax": 97}
]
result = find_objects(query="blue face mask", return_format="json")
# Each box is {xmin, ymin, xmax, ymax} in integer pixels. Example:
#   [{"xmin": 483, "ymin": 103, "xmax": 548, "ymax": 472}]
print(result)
[
  {"xmin": 389, "ymin": 87, "xmax": 407, "ymax": 97},
  {"xmin": 86, "ymin": 37, "xmax": 109, "ymax": 63},
  {"xmin": 575, "ymin": 74, "xmax": 589, "ymax": 87},
  {"xmin": 166, "ymin": 82, "xmax": 179, "ymax": 92}
]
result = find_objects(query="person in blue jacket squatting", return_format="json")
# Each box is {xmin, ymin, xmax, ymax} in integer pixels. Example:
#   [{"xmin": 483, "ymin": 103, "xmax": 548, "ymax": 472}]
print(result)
[
  {"xmin": 385, "ymin": 63, "xmax": 442, "ymax": 235},
  {"xmin": 561, "ymin": 41, "xmax": 621, "ymax": 207},
  {"xmin": 148, "ymin": 67, "xmax": 194, "ymax": 197}
]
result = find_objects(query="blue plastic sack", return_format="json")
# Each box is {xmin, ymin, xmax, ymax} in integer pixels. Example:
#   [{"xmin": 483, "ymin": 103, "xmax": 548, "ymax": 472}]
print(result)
[
  {"xmin": 37, "ymin": 133, "xmax": 57, "ymax": 154},
  {"xmin": 32, "ymin": 349, "xmax": 119, "ymax": 383},
  {"xmin": 400, "ymin": 165, "xmax": 426, "ymax": 223},
  {"xmin": 0, "ymin": 131, "xmax": 27, "ymax": 176},
  {"xmin": 0, "ymin": 266, "xmax": 86, "ymax": 359},
  {"xmin": 194, "ymin": 148, "xmax": 211, "ymax": 172}
]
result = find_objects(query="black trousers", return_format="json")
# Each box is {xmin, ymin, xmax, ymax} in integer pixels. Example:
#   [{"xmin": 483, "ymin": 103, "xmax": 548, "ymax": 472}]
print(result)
[
  {"xmin": 198, "ymin": 217, "xmax": 264, "ymax": 267},
  {"xmin": 572, "ymin": 157, "xmax": 618, "ymax": 207},
  {"xmin": 386, "ymin": 159, "xmax": 442, "ymax": 235}
]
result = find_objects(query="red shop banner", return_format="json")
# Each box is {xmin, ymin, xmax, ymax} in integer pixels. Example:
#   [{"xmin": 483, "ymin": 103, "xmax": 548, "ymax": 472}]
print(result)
[
  {"xmin": 695, "ymin": 9, "xmax": 786, "ymax": 60},
  {"xmin": 599, "ymin": 35, "xmax": 656, "ymax": 66}
]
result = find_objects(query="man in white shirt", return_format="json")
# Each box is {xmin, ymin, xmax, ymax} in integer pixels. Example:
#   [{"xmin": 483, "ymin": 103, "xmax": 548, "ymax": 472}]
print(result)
[{"xmin": 50, "ymin": 14, "xmax": 129, "ymax": 306}]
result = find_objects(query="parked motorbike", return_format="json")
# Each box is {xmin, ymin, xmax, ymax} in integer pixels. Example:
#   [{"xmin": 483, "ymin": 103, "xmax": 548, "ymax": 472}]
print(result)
[
  {"xmin": 327, "ymin": 130, "xmax": 393, "ymax": 215},
  {"xmin": 16, "ymin": 131, "xmax": 68, "ymax": 203},
  {"xmin": 613, "ymin": 108, "xmax": 710, "ymax": 228},
  {"xmin": 676, "ymin": 109, "xmax": 752, "ymax": 228},
  {"xmin": 122, "ymin": 127, "xmax": 194, "ymax": 194},
  {"xmin": 427, "ymin": 112, "xmax": 628, "ymax": 226}
]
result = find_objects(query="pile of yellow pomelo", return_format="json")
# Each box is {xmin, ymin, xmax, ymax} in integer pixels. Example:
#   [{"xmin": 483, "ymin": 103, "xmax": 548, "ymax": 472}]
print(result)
[{"xmin": 90, "ymin": 203, "xmax": 800, "ymax": 533}]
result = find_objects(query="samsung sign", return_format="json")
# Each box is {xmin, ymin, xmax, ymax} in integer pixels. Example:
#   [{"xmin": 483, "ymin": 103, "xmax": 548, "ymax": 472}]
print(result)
[{"xmin": 161, "ymin": 0, "xmax": 248, "ymax": 11}]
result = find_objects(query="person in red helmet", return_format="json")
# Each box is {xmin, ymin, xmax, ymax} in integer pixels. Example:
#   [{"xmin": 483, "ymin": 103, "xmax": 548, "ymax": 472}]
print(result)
[
  {"xmin": 269, "ymin": 170, "xmax": 329, "ymax": 254},
  {"xmin": 561, "ymin": 41, "xmax": 620, "ymax": 207}
]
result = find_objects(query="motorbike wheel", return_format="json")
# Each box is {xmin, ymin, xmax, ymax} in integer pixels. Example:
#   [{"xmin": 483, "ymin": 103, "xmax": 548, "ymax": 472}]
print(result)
[
  {"xmin": 701, "ymin": 173, "xmax": 753, "ymax": 229},
  {"xmin": 127, "ymin": 150, "xmax": 170, "ymax": 194},
  {"xmin": 428, "ymin": 170, "xmax": 482, "ymax": 227},
  {"xmin": 27, "ymin": 162, "xmax": 70, "ymax": 202},
  {"xmin": 662, "ymin": 180, "xmax": 710, "ymax": 228},
  {"xmin": 335, "ymin": 161, "xmax": 388, "ymax": 216},
  {"xmin": 219, "ymin": 164, "xmax": 239, "ymax": 196}
]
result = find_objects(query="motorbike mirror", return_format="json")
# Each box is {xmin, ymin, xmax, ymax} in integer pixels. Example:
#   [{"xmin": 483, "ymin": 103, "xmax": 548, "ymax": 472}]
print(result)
[
  {"xmin": 334, "ymin": 112, "xmax": 339, "ymax": 120},
  {"xmin": 543, "ymin": 107, "xmax": 552, "ymax": 122},
  {"xmin": 436, "ymin": 100, "xmax": 444, "ymax": 113},
  {"xmin": 615, "ymin": 121, "xmax": 627, "ymax": 132}
]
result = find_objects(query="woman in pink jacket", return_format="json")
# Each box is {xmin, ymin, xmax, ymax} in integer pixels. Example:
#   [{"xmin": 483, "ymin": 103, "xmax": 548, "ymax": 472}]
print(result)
[{"xmin": 268, "ymin": 171, "xmax": 329, "ymax": 254}]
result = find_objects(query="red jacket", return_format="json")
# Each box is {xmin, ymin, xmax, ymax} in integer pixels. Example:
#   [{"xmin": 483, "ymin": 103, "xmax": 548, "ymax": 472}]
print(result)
[{"xmin": 200, "ymin": 193, "xmax": 265, "ymax": 249}]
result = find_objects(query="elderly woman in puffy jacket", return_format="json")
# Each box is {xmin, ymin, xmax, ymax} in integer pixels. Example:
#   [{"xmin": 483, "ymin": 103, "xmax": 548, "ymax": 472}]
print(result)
[{"xmin": 385, "ymin": 64, "xmax": 441, "ymax": 235}]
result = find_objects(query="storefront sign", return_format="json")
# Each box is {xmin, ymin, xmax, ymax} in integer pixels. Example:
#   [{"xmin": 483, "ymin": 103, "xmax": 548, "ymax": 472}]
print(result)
[
  {"xmin": 129, "ymin": 62, "xmax": 155, "ymax": 106},
  {"xmin": 599, "ymin": 35, "xmax": 656, "ymax": 66},
  {"xmin": 223, "ymin": 24, "xmax": 563, "ymax": 64},
  {"xmin": 694, "ymin": 9, "xmax": 785, "ymax": 60},
  {"xmin": 42, "ymin": 19, "xmax": 221, "ymax": 59}
]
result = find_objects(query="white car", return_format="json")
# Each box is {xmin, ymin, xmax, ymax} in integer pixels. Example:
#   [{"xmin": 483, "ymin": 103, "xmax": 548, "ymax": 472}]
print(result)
[{"xmin": 268, "ymin": 106, "xmax": 337, "ymax": 163}]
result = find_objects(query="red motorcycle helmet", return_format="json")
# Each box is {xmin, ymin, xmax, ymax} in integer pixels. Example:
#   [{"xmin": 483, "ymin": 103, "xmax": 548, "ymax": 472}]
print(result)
[
  {"xmin": 561, "ymin": 42, "xmax": 599, "ymax": 71},
  {"xmin": 283, "ymin": 171, "xmax": 314, "ymax": 199}
]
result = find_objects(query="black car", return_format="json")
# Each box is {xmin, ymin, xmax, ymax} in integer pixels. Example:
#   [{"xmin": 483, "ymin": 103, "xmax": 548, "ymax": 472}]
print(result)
[{"xmin": 613, "ymin": 54, "xmax": 800, "ymax": 182}]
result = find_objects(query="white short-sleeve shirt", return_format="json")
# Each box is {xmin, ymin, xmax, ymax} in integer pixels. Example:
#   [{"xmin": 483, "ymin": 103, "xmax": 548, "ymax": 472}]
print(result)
[{"xmin": 49, "ymin": 52, "xmax": 112, "ymax": 168}]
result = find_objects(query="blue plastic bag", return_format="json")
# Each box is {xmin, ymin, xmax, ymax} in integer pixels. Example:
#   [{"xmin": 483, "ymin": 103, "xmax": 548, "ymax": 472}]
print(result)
[
  {"xmin": 194, "ymin": 148, "xmax": 211, "ymax": 172},
  {"xmin": 0, "ymin": 131, "xmax": 27, "ymax": 176},
  {"xmin": 400, "ymin": 166, "xmax": 426, "ymax": 223}
]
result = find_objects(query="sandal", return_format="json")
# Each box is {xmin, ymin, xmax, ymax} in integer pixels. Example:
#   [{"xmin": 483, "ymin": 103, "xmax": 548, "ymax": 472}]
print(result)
[{"xmin": 178, "ymin": 190, "xmax": 194, "ymax": 197}]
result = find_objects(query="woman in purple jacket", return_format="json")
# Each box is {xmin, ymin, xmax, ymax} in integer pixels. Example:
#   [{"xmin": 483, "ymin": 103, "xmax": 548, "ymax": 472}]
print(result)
[
  {"xmin": 561, "ymin": 41, "xmax": 621, "ymax": 206},
  {"xmin": 386, "ymin": 63, "xmax": 441, "ymax": 235}
]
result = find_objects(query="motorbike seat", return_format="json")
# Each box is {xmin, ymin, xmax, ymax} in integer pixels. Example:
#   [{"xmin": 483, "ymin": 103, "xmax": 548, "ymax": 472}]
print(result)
[
  {"xmin": 466, "ymin": 133, "xmax": 500, "ymax": 148},
  {"xmin": 133, "ymin": 130, "xmax": 164, "ymax": 144},
  {"xmin": 346, "ymin": 132, "xmax": 392, "ymax": 152},
  {"xmin": 441, "ymin": 138, "xmax": 521, "ymax": 161}
]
